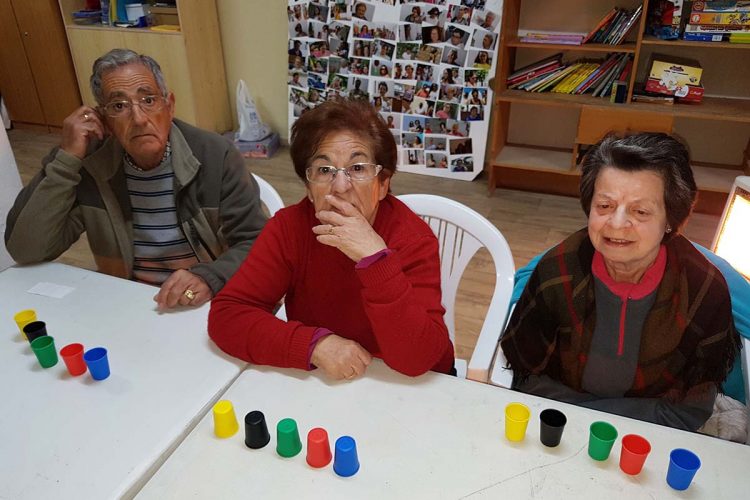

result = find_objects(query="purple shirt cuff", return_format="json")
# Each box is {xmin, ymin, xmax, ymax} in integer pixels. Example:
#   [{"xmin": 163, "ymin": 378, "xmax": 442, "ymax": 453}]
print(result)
[
  {"xmin": 308, "ymin": 328, "xmax": 333, "ymax": 369},
  {"xmin": 355, "ymin": 248, "xmax": 393, "ymax": 269}
]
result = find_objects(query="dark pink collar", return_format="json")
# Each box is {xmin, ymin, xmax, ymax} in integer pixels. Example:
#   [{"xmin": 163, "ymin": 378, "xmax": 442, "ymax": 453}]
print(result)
[{"xmin": 592, "ymin": 245, "xmax": 667, "ymax": 300}]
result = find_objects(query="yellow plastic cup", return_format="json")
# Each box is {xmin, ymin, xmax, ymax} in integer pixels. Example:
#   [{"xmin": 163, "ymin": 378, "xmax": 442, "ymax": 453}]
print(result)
[
  {"xmin": 505, "ymin": 402, "xmax": 531, "ymax": 442},
  {"xmin": 212, "ymin": 400, "xmax": 239, "ymax": 438},
  {"xmin": 14, "ymin": 309, "xmax": 37, "ymax": 340}
]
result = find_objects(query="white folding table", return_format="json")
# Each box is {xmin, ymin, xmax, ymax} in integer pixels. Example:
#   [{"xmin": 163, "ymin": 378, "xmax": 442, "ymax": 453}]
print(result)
[
  {"xmin": 0, "ymin": 263, "xmax": 244, "ymax": 499},
  {"xmin": 136, "ymin": 359, "xmax": 750, "ymax": 499}
]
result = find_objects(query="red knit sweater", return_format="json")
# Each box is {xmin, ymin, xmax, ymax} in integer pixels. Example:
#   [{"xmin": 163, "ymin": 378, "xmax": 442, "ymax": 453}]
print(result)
[{"xmin": 208, "ymin": 195, "xmax": 455, "ymax": 376}]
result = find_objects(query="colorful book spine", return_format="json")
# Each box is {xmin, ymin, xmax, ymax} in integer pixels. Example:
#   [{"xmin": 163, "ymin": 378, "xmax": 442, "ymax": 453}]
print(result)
[
  {"xmin": 583, "ymin": 8, "xmax": 618, "ymax": 44},
  {"xmin": 689, "ymin": 12, "xmax": 750, "ymax": 25},
  {"xmin": 691, "ymin": 1, "xmax": 750, "ymax": 12},
  {"xmin": 685, "ymin": 22, "xmax": 750, "ymax": 32},
  {"xmin": 683, "ymin": 32, "xmax": 731, "ymax": 41}
]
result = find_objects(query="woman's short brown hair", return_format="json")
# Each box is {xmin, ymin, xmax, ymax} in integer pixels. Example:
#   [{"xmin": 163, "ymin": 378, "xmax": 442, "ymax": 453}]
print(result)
[
  {"xmin": 290, "ymin": 100, "xmax": 397, "ymax": 182},
  {"xmin": 580, "ymin": 132, "xmax": 696, "ymax": 238}
]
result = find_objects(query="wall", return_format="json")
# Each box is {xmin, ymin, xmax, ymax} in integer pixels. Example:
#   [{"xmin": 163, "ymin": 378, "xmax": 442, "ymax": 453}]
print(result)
[
  {"xmin": 0, "ymin": 126, "xmax": 22, "ymax": 270},
  {"xmin": 216, "ymin": 0, "xmax": 289, "ymax": 140}
]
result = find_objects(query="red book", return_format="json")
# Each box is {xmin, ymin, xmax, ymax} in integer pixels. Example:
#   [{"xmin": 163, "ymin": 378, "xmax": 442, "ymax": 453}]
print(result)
[
  {"xmin": 506, "ymin": 62, "xmax": 562, "ymax": 86},
  {"xmin": 618, "ymin": 59, "xmax": 633, "ymax": 80}
]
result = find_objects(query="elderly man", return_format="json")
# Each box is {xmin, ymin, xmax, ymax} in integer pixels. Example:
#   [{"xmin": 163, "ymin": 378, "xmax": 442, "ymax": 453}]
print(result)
[{"xmin": 5, "ymin": 49, "xmax": 266, "ymax": 310}]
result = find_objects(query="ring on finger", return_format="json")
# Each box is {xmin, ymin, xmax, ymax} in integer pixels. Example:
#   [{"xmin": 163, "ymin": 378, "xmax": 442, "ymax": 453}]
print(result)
[
  {"xmin": 184, "ymin": 289, "xmax": 196, "ymax": 301},
  {"xmin": 83, "ymin": 112, "xmax": 90, "ymax": 121},
  {"xmin": 328, "ymin": 225, "xmax": 335, "ymax": 235}
]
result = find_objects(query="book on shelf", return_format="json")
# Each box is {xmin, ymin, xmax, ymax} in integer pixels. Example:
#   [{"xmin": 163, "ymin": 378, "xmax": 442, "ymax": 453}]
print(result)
[
  {"xmin": 689, "ymin": 11, "xmax": 750, "ymax": 25},
  {"xmin": 507, "ymin": 63, "xmax": 564, "ymax": 88},
  {"xmin": 685, "ymin": 22, "xmax": 750, "ymax": 32},
  {"xmin": 691, "ymin": 1, "xmax": 750, "ymax": 12},
  {"xmin": 517, "ymin": 30, "xmax": 585, "ymax": 45},
  {"xmin": 506, "ymin": 53, "xmax": 563, "ymax": 81},
  {"xmin": 584, "ymin": 6, "xmax": 642, "ymax": 45},
  {"xmin": 730, "ymin": 32, "xmax": 750, "ymax": 41},
  {"xmin": 683, "ymin": 32, "xmax": 730, "ymax": 41}
]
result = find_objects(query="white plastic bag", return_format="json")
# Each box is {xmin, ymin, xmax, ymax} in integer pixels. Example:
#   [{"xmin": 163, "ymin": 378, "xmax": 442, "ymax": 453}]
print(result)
[{"xmin": 235, "ymin": 79, "xmax": 271, "ymax": 142}]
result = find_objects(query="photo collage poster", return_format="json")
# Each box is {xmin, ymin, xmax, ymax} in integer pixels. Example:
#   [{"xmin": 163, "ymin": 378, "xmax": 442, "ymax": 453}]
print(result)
[{"xmin": 287, "ymin": 0, "xmax": 502, "ymax": 180}]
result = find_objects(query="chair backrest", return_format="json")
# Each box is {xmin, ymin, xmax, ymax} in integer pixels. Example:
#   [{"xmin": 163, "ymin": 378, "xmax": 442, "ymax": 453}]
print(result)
[
  {"xmin": 1, "ymin": 126, "xmax": 22, "ymax": 271},
  {"xmin": 252, "ymin": 173, "xmax": 284, "ymax": 217},
  {"xmin": 397, "ymin": 194, "xmax": 514, "ymax": 382},
  {"xmin": 742, "ymin": 336, "xmax": 750, "ymax": 444}
]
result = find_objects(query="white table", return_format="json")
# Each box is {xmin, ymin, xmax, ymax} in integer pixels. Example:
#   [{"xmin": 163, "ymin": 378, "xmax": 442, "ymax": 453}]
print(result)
[
  {"xmin": 137, "ymin": 361, "xmax": 750, "ymax": 499},
  {"xmin": 0, "ymin": 263, "xmax": 244, "ymax": 499}
]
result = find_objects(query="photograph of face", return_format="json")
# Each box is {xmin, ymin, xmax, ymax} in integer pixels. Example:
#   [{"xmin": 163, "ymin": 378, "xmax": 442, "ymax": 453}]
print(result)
[
  {"xmin": 327, "ymin": 73, "xmax": 348, "ymax": 91},
  {"xmin": 370, "ymin": 59, "xmax": 393, "ymax": 78},
  {"xmin": 328, "ymin": 56, "xmax": 347, "ymax": 75},
  {"xmin": 329, "ymin": 2, "xmax": 351, "ymax": 21},
  {"xmin": 422, "ymin": 25, "xmax": 444, "ymax": 45},
  {"xmin": 402, "ymin": 132, "xmax": 424, "ymax": 148},
  {"xmin": 307, "ymin": 2, "xmax": 328, "ymax": 22},
  {"xmin": 399, "ymin": 23, "xmax": 422, "ymax": 42},
  {"xmin": 426, "ymin": 152, "xmax": 448, "ymax": 169},
  {"xmin": 446, "ymin": 26, "xmax": 469, "ymax": 47},
  {"xmin": 449, "ymin": 137, "xmax": 473, "ymax": 155},
  {"xmin": 439, "ymin": 84, "xmax": 462, "ymax": 103},
  {"xmin": 450, "ymin": 156, "xmax": 474, "ymax": 172},
  {"xmin": 461, "ymin": 87, "xmax": 487, "ymax": 106},
  {"xmin": 307, "ymin": 87, "xmax": 326, "ymax": 105},
  {"xmin": 407, "ymin": 97, "xmax": 435, "ymax": 117},
  {"xmin": 464, "ymin": 69, "xmax": 486, "ymax": 87},
  {"xmin": 396, "ymin": 42, "xmax": 420, "ymax": 60},
  {"xmin": 401, "ymin": 4, "xmax": 424, "ymax": 23},
  {"xmin": 447, "ymin": 119, "xmax": 470, "ymax": 136},
  {"xmin": 424, "ymin": 137, "xmax": 447, "ymax": 151},
  {"xmin": 352, "ymin": 1, "xmax": 373, "ymax": 21},
  {"xmin": 354, "ymin": 20, "xmax": 397, "ymax": 40},
  {"xmin": 348, "ymin": 57, "xmax": 370, "ymax": 75},
  {"xmin": 473, "ymin": 10, "xmax": 498, "ymax": 30},
  {"xmin": 403, "ymin": 149, "xmax": 425, "ymax": 165},
  {"xmin": 373, "ymin": 40, "xmax": 396, "ymax": 60},
  {"xmin": 382, "ymin": 112, "xmax": 400, "ymax": 130},
  {"xmin": 441, "ymin": 47, "xmax": 466, "ymax": 67},
  {"xmin": 461, "ymin": 104, "xmax": 484, "ymax": 121},
  {"xmin": 288, "ymin": 39, "xmax": 308, "ymax": 57},
  {"xmin": 288, "ymin": 69, "xmax": 308, "ymax": 89},
  {"xmin": 404, "ymin": 116, "xmax": 425, "ymax": 132},
  {"xmin": 415, "ymin": 64, "xmax": 434, "ymax": 83},
  {"xmin": 288, "ymin": 54, "xmax": 305, "ymax": 71},
  {"xmin": 348, "ymin": 77, "xmax": 370, "ymax": 100},
  {"xmin": 425, "ymin": 6, "xmax": 446, "ymax": 27},
  {"xmin": 288, "ymin": 3, "xmax": 308, "ymax": 22},
  {"xmin": 448, "ymin": 5, "xmax": 472, "ymax": 26},
  {"xmin": 289, "ymin": 20, "xmax": 308, "ymax": 38},
  {"xmin": 434, "ymin": 101, "xmax": 458, "ymax": 120},
  {"xmin": 329, "ymin": 22, "xmax": 350, "ymax": 40},
  {"xmin": 307, "ymin": 55, "xmax": 328, "ymax": 74},
  {"xmin": 472, "ymin": 29, "xmax": 497, "ymax": 50},
  {"xmin": 469, "ymin": 49, "xmax": 492, "ymax": 69},
  {"xmin": 352, "ymin": 40, "xmax": 374, "ymax": 57},
  {"xmin": 307, "ymin": 72, "xmax": 326, "ymax": 90},
  {"xmin": 400, "ymin": 63, "xmax": 416, "ymax": 80},
  {"xmin": 308, "ymin": 20, "xmax": 328, "ymax": 39},
  {"xmin": 309, "ymin": 41, "xmax": 330, "ymax": 57},
  {"xmin": 425, "ymin": 118, "xmax": 447, "ymax": 135},
  {"xmin": 416, "ymin": 45, "xmax": 443, "ymax": 64}
]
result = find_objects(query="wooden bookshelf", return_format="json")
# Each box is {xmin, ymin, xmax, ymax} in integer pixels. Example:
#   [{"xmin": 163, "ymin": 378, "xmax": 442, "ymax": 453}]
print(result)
[
  {"xmin": 487, "ymin": 0, "xmax": 750, "ymax": 214},
  {"xmin": 57, "ymin": 0, "xmax": 230, "ymax": 132}
]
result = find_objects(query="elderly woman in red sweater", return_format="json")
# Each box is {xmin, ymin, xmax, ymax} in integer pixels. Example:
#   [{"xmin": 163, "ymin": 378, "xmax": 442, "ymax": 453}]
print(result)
[{"xmin": 208, "ymin": 100, "xmax": 455, "ymax": 380}]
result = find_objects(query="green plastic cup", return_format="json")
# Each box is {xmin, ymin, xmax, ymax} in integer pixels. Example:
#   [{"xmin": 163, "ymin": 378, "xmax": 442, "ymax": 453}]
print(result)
[
  {"xmin": 30, "ymin": 335, "xmax": 58, "ymax": 369},
  {"xmin": 588, "ymin": 421, "xmax": 618, "ymax": 461},
  {"xmin": 276, "ymin": 418, "xmax": 302, "ymax": 458}
]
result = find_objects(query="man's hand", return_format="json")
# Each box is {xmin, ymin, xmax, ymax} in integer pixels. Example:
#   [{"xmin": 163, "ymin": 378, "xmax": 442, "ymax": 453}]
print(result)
[
  {"xmin": 60, "ymin": 106, "xmax": 107, "ymax": 160},
  {"xmin": 312, "ymin": 195, "xmax": 387, "ymax": 262},
  {"xmin": 311, "ymin": 334, "xmax": 372, "ymax": 381},
  {"xmin": 153, "ymin": 269, "xmax": 212, "ymax": 310}
]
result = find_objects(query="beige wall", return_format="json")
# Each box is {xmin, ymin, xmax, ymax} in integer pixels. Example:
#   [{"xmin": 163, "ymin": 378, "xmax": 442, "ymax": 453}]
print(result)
[{"xmin": 216, "ymin": 0, "xmax": 288, "ymax": 140}]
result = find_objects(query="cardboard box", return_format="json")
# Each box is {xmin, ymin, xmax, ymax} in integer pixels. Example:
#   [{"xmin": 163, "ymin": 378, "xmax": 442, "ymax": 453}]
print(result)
[
  {"xmin": 224, "ymin": 132, "xmax": 280, "ymax": 159},
  {"xmin": 648, "ymin": 54, "xmax": 703, "ymax": 87},
  {"xmin": 645, "ymin": 77, "xmax": 704, "ymax": 101}
]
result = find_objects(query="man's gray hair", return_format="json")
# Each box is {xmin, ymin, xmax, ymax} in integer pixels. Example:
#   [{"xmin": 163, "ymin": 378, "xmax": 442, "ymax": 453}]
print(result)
[{"xmin": 89, "ymin": 49, "xmax": 168, "ymax": 105}]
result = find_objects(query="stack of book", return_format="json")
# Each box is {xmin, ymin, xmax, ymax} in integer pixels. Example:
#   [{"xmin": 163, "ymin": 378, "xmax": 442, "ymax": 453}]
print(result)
[
  {"xmin": 684, "ymin": 1, "xmax": 750, "ymax": 42},
  {"xmin": 517, "ymin": 30, "xmax": 585, "ymax": 45},
  {"xmin": 583, "ymin": 5, "xmax": 643, "ymax": 44},
  {"xmin": 506, "ymin": 53, "xmax": 632, "ymax": 98}
]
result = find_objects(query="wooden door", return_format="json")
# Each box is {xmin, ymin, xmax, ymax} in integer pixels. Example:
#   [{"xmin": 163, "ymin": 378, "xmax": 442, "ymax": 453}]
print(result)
[
  {"xmin": 0, "ymin": 0, "xmax": 46, "ymax": 125},
  {"xmin": 11, "ymin": 0, "xmax": 81, "ymax": 127}
]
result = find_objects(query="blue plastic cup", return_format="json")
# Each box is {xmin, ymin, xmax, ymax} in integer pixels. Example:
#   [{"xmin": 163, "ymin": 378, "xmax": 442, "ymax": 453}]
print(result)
[
  {"xmin": 83, "ymin": 347, "xmax": 110, "ymax": 381},
  {"xmin": 666, "ymin": 448, "xmax": 701, "ymax": 491},
  {"xmin": 333, "ymin": 435, "xmax": 360, "ymax": 477}
]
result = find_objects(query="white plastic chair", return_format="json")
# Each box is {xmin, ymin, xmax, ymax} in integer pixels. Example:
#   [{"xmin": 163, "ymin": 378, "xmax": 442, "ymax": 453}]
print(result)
[
  {"xmin": 398, "ymin": 194, "xmax": 515, "ymax": 382},
  {"xmin": 252, "ymin": 173, "xmax": 284, "ymax": 217}
]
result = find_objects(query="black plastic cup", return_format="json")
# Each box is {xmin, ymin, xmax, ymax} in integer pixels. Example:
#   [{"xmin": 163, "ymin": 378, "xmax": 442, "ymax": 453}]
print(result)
[
  {"xmin": 540, "ymin": 408, "xmax": 567, "ymax": 447},
  {"xmin": 244, "ymin": 410, "xmax": 271, "ymax": 449},
  {"xmin": 23, "ymin": 321, "xmax": 48, "ymax": 343}
]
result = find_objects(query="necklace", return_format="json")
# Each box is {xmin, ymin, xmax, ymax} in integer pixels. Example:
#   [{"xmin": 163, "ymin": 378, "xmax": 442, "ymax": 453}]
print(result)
[{"xmin": 124, "ymin": 141, "xmax": 172, "ymax": 172}]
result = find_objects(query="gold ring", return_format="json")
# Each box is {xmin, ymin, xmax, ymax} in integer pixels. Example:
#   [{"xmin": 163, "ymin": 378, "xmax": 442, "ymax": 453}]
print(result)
[
  {"xmin": 328, "ymin": 225, "xmax": 334, "ymax": 235},
  {"xmin": 184, "ymin": 289, "xmax": 196, "ymax": 301},
  {"xmin": 83, "ymin": 113, "xmax": 90, "ymax": 121}
]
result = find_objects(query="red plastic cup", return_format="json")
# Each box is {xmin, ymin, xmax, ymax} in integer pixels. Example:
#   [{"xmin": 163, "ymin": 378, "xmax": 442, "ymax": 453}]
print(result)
[
  {"xmin": 60, "ymin": 343, "xmax": 87, "ymax": 376},
  {"xmin": 620, "ymin": 434, "xmax": 651, "ymax": 475},
  {"xmin": 306, "ymin": 427, "xmax": 332, "ymax": 468}
]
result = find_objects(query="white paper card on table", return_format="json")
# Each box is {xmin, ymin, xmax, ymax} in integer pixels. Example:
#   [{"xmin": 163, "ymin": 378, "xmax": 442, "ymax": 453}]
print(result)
[{"xmin": 27, "ymin": 282, "xmax": 75, "ymax": 299}]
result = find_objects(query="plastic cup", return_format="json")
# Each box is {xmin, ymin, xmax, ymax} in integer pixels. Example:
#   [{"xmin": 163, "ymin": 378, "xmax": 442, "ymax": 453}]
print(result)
[
  {"xmin": 333, "ymin": 435, "xmax": 360, "ymax": 477},
  {"xmin": 60, "ymin": 343, "xmax": 87, "ymax": 376},
  {"xmin": 539, "ymin": 409, "xmax": 567, "ymax": 447},
  {"xmin": 504, "ymin": 402, "xmax": 531, "ymax": 442},
  {"xmin": 588, "ymin": 421, "xmax": 618, "ymax": 461},
  {"xmin": 244, "ymin": 410, "xmax": 270, "ymax": 449},
  {"xmin": 83, "ymin": 347, "xmax": 110, "ymax": 381},
  {"xmin": 619, "ymin": 434, "xmax": 651, "ymax": 475},
  {"xmin": 276, "ymin": 418, "xmax": 302, "ymax": 457},
  {"xmin": 212, "ymin": 400, "xmax": 239, "ymax": 438},
  {"xmin": 666, "ymin": 448, "xmax": 701, "ymax": 491},
  {"xmin": 30, "ymin": 335, "xmax": 58, "ymax": 368},
  {"xmin": 14, "ymin": 309, "xmax": 36, "ymax": 339},
  {"xmin": 306, "ymin": 427, "xmax": 332, "ymax": 468},
  {"xmin": 23, "ymin": 320, "xmax": 48, "ymax": 343}
]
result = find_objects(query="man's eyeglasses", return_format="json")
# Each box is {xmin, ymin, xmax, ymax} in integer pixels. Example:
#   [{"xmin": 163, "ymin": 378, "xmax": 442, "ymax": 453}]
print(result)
[
  {"xmin": 305, "ymin": 163, "xmax": 383, "ymax": 184},
  {"xmin": 101, "ymin": 95, "xmax": 166, "ymax": 118}
]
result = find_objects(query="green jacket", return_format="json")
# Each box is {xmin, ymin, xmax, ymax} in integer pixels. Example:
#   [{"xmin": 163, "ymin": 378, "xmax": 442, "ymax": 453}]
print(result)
[{"xmin": 5, "ymin": 119, "xmax": 267, "ymax": 294}]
